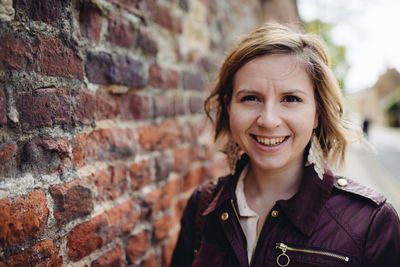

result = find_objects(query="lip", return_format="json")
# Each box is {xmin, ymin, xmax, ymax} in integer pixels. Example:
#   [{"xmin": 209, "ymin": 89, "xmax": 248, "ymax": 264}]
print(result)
[{"xmin": 250, "ymin": 134, "xmax": 289, "ymax": 151}]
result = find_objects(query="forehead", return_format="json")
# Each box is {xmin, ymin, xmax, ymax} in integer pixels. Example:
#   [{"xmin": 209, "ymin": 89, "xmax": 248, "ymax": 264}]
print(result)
[{"xmin": 233, "ymin": 54, "xmax": 312, "ymax": 92}]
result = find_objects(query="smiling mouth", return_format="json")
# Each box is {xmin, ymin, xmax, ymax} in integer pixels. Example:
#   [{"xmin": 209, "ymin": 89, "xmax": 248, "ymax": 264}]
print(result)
[{"xmin": 252, "ymin": 135, "xmax": 287, "ymax": 146}]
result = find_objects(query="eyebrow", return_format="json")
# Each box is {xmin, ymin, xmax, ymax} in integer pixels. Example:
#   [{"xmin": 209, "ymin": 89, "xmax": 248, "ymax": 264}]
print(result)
[{"xmin": 236, "ymin": 88, "xmax": 308, "ymax": 96}]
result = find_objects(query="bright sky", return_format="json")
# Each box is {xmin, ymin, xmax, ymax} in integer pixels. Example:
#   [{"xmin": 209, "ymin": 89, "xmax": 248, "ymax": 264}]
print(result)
[{"xmin": 297, "ymin": 0, "xmax": 400, "ymax": 93}]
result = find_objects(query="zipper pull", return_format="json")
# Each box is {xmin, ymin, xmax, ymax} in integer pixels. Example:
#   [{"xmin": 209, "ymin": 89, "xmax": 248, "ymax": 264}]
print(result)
[{"xmin": 275, "ymin": 243, "xmax": 290, "ymax": 267}]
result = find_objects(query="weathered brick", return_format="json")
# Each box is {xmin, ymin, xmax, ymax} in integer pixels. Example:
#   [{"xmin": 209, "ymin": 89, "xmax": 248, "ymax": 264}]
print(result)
[
  {"xmin": 174, "ymin": 95, "xmax": 186, "ymax": 115},
  {"xmin": 162, "ymin": 232, "xmax": 178, "ymax": 267},
  {"xmin": 149, "ymin": 1, "xmax": 182, "ymax": 33},
  {"xmin": 21, "ymin": 138, "xmax": 69, "ymax": 175},
  {"xmin": 14, "ymin": 0, "xmax": 67, "ymax": 24},
  {"xmin": 0, "ymin": 35, "xmax": 34, "ymax": 71},
  {"xmin": 173, "ymin": 147, "xmax": 193, "ymax": 172},
  {"xmin": 85, "ymin": 52, "xmax": 146, "ymax": 87},
  {"xmin": 154, "ymin": 153, "xmax": 173, "ymax": 181},
  {"xmin": 0, "ymin": 144, "xmax": 15, "ymax": 172},
  {"xmin": 142, "ymin": 253, "xmax": 157, "ymax": 267},
  {"xmin": 72, "ymin": 89, "xmax": 95, "ymax": 125},
  {"xmin": 137, "ymin": 124, "xmax": 159, "ymax": 150},
  {"xmin": 0, "ymin": 240, "xmax": 62, "ymax": 267},
  {"xmin": 174, "ymin": 197, "xmax": 189, "ymax": 225},
  {"xmin": 154, "ymin": 214, "xmax": 172, "ymax": 241},
  {"xmin": 0, "ymin": 87, "xmax": 7, "ymax": 124},
  {"xmin": 79, "ymin": 4, "xmax": 103, "ymax": 42},
  {"xmin": 17, "ymin": 88, "xmax": 71, "ymax": 131},
  {"xmin": 109, "ymin": 0, "xmax": 142, "ymax": 14},
  {"xmin": 72, "ymin": 128, "xmax": 135, "ymax": 168},
  {"xmin": 0, "ymin": 190, "xmax": 48, "ymax": 248},
  {"xmin": 189, "ymin": 95, "xmax": 204, "ymax": 113},
  {"xmin": 179, "ymin": 0, "xmax": 189, "ymax": 12},
  {"xmin": 50, "ymin": 180, "xmax": 93, "ymax": 225},
  {"xmin": 153, "ymin": 94, "xmax": 175, "ymax": 118},
  {"xmin": 120, "ymin": 94, "xmax": 150, "ymax": 120},
  {"xmin": 94, "ymin": 165, "xmax": 127, "ymax": 201},
  {"xmin": 182, "ymin": 167, "xmax": 207, "ymax": 192},
  {"xmin": 182, "ymin": 71, "xmax": 205, "ymax": 91},
  {"xmin": 157, "ymin": 119, "xmax": 181, "ymax": 149},
  {"xmin": 136, "ymin": 29, "xmax": 158, "ymax": 55},
  {"xmin": 126, "ymin": 230, "xmax": 150, "ymax": 264},
  {"xmin": 144, "ymin": 179, "xmax": 177, "ymax": 214},
  {"xmin": 107, "ymin": 14, "xmax": 133, "ymax": 48},
  {"xmin": 129, "ymin": 160, "xmax": 151, "ymax": 191},
  {"xmin": 95, "ymin": 90, "xmax": 121, "ymax": 121},
  {"xmin": 91, "ymin": 246, "xmax": 123, "ymax": 267},
  {"xmin": 36, "ymin": 37, "xmax": 83, "ymax": 79},
  {"xmin": 67, "ymin": 200, "xmax": 138, "ymax": 261},
  {"xmin": 148, "ymin": 64, "xmax": 178, "ymax": 90}
]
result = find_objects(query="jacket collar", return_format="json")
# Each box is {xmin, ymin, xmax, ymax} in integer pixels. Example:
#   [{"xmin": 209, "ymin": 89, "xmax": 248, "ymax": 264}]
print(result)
[{"xmin": 203, "ymin": 155, "xmax": 334, "ymax": 236}]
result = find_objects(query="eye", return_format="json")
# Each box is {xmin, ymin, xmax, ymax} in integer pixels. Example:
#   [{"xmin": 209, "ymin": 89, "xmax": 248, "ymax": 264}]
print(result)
[
  {"xmin": 282, "ymin": 95, "xmax": 301, "ymax": 103},
  {"xmin": 240, "ymin": 95, "xmax": 260, "ymax": 102}
]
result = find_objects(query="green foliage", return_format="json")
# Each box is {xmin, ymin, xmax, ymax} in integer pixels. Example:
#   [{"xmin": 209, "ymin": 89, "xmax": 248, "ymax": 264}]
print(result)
[{"xmin": 305, "ymin": 19, "xmax": 350, "ymax": 91}]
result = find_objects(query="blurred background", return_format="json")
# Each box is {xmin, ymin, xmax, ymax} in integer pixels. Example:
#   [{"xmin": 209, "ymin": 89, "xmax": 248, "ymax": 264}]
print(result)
[{"xmin": 298, "ymin": 0, "xmax": 400, "ymax": 213}]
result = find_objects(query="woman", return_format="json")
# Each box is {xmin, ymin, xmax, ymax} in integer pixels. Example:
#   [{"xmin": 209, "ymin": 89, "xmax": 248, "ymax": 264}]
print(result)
[{"xmin": 170, "ymin": 23, "xmax": 400, "ymax": 267}]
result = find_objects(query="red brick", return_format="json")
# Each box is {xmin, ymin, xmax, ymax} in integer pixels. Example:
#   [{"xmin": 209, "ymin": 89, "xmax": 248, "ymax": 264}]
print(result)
[
  {"xmin": 91, "ymin": 246, "xmax": 123, "ymax": 267},
  {"xmin": 154, "ymin": 214, "xmax": 172, "ymax": 241},
  {"xmin": 95, "ymin": 91, "xmax": 121, "ymax": 121},
  {"xmin": 142, "ymin": 254, "xmax": 157, "ymax": 267},
  {"xmin": 148, "ymin": 64, "xmax": 178, "ymax": 90},
  {"xmin": 109, "ymin": 0, "xmax": 143, "ymax": 14},
  {"xmin": 157, "ymin": 119, "xmax": 181, "ymax": 149},
  {"xmin": 72, "ymin": 128, "xmax": 135, "ymax": 168},
  {"xmin": 173, "ymin": 197, "xmax": 189, "ymax": 225},
  {"xmin": 21, "ymin": 138, "xmax": 68, "ymax": 175},
  {"xmin": 129, "ymin": 160, "xmax": 151, "ymax": 191},
  {"xmin": 67, "ymin": 200, "xmax": 138, "ymax": 261},
  {"xmin": 162, "ymin": 232, "xmax": 179, "ymax": 267},
  {"xmin": 0, "ymin": 35, "xmax": 35, "ymax": 71},
  {"xmin": 182, "ymin": 167, "xmax": 207, "ymax": 192},
  {"xmin": 173, "ymin": 147, "xmax": 193, "ymax": 172},
  {"xmin": 50, "ymin": 180, "xmax": 93, "ymax": 225},
  {"xmin": 126, "ymin": 230, "xmax": 150, "ymax": 264},
  {"xmin": 120, "ymin": 94, "xmax": 150, "ymax": 120},
  {"xmin": 144, "ymin": 179, "xmax": 178, "ymax": 214},
  {"xmin": 154, "ymin": 153, "xmax": 173, "ymax": 181},
  {"xmin": 36, "ymin": 36, "xmax": 83, "ymax": 79},
  {"xmin": 0, "ymin": 190, "xmax": 48, "ymax": 248},
  {"xmin": 0, "ymin": 144, "xmax": 15, "ymax": 172},
  {"xmin": 174, "ymin": 94, "xmax": 186, "ymax": 115},
  {"xmin": 107, "ymin": 14, "xmax": 133, "ymax": 48},
  {"xmin": 0, "ymin": 87, "xmax": 6, "ymax": 124},
  {"xmin": 94, "ymin": 165, "xmax": 127, "ymax": 201},
  {"xmin": 72, "ymin": 90, "xmax": 96, "ymax": 125},
  {"xmin": 17, "ymin": 88, "xmax": 71, "ymax": 131},
  {"xmin": 0, "ymin": 240, "xmax": 62, "ymax": 267},
  {"xmin": 79, "ymin": 4, "xmax": 103, "ymax": 42},
  {"xmin": 149, "ymin": 1, "xmax": 182, "ymax": 33},
  {"xmin": 14, "ymin": 0, "xmax": 65, "ymax": 24},
  {"xmin": 137, "ymin": 124, "xmax": 159, "ymax": 150},
  {"xmin": 189, "ymin": 95, "xmax": 204, "ymax": 113},
  {"xmin": 136, "ymin": 28, "xmax": 158, "ymax": 55}
]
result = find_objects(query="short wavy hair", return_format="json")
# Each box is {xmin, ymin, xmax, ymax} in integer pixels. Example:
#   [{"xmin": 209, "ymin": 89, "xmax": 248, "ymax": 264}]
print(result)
[{"xmin": 204, "ymin": 23, "xmax": 361, "ymax": 168}]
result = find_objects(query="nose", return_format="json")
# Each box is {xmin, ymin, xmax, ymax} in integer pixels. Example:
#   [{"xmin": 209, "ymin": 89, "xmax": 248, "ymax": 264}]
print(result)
[{"xmin": 256, "ymin": 103, "xmax": 281, "ymax": 129}]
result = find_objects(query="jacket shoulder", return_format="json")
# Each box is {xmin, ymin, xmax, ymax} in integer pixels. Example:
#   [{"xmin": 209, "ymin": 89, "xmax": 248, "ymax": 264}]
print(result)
[{"xmin": 331, "ymin": 175, "xmax": 387, "ymax": 206}]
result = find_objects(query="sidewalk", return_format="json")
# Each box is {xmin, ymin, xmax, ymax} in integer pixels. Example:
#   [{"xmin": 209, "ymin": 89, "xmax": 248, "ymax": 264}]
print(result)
[{"xmin": 338, "ymin": 142, "xmax": 400, "ymax": 215}]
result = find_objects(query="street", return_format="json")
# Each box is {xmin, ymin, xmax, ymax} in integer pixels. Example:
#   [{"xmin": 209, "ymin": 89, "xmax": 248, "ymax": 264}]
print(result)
[{"xmin": 339, "ymin": 125, "xmax": 400, "ymax": 214}]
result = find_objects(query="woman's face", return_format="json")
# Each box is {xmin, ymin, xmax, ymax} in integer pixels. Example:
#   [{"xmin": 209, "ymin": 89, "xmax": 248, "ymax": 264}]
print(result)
[{"xmin": 228, "ymin": 54, "xmax": 318, "ymax": 173}]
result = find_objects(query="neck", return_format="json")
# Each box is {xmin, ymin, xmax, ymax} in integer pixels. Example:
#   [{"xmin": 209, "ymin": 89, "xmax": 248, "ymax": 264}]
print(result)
[{"xmin": 245, "ymin": 160, "xmax": 304, "ymax": 200}]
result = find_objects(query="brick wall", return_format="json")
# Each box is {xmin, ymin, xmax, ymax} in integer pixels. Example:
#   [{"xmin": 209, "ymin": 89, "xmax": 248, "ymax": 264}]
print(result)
[{"xmin": 0, "ymin": 0, "xmax": 299, "ymax": 266}]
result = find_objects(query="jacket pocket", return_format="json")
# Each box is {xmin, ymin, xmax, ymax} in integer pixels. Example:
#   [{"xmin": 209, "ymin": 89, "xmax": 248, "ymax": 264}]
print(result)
[
  {"xmin": 192, "ymin": 243, "xmax": 227, "ymax": 267},
  {"xmin": 274, "ymin": 242, "xmax": 350, "ymax": 267}
]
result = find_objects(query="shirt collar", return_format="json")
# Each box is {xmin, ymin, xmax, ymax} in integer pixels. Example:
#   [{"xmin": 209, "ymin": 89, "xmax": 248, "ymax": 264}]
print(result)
[{"xmin": 203, "ymin": 155, "xmax": 334, "ymax": 236}]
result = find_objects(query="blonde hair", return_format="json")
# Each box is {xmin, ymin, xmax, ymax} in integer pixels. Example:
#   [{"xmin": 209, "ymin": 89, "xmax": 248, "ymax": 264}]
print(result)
[{"xmin": 204, "ymin": 23, "xmax": 361, "ymax": 168}]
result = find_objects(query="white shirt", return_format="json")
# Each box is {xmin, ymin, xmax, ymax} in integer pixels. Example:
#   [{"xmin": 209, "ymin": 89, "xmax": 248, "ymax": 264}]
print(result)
[{"xmin": 235, "ymin": 165, "xmax": 259, "ymax": 263}]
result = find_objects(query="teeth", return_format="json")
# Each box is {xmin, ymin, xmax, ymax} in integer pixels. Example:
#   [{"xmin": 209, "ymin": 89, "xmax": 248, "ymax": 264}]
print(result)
[{"xmin": 256, "ymin": 136, "xmax": 285, "ymax": 146}]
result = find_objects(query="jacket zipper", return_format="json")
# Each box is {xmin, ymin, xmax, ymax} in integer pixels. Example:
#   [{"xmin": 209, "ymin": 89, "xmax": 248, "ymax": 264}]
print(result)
[
  {"xmin": 230, "ymin": 199, "xmax": 248, "ymax": 249},
  {"xmin": 275, "ymin": 242, "xmax": 349, "ymax": 266}
]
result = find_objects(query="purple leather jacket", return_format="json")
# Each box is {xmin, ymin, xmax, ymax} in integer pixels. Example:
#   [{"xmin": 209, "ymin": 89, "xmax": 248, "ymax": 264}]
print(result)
[{"xmin": 170, "ymin": 157, "xmax": 400, "ymax": 267}]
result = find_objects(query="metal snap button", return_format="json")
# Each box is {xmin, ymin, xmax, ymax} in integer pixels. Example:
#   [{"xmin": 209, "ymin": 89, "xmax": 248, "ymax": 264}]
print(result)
[
  {"xmin": 220, "ymin": 212, "xmax": 229, "ymax": 221},
  {"xmin": 337, "ymin": 178, "xmax": 348, "ymax": 187},
  {"xmin": 271, "ymin": 210, "xmax": 279, "ymax": 217}
]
